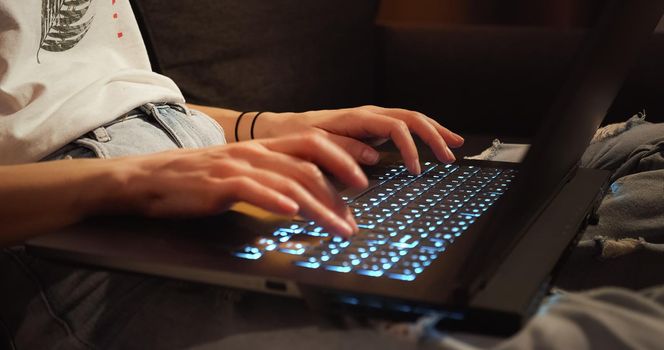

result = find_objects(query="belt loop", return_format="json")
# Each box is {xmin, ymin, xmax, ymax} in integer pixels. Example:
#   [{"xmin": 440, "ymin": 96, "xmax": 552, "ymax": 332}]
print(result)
[
  {"xmin": 140, "ymin": 103, "xmax": 189, "ymax": 148},
  {"xmin": 176, "ymin": 103, "xmax": 192, "ymax": 117},
  {"xmin": 91, "ymin": 126, "xmax": 111, "ymax": 143},
  {"xmin": 140, "ymin": 102, "xmax": 158, "ymax": 117}
]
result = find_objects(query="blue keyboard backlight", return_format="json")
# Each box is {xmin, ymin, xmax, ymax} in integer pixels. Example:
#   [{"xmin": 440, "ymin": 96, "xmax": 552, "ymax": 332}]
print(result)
[
  {"xmin": 254, "ymin": 164, "xmax": 516, "ymax": 282},
  {"xmin": 326, "ymin": 265, "xmax": 352, "ymax": 273}
]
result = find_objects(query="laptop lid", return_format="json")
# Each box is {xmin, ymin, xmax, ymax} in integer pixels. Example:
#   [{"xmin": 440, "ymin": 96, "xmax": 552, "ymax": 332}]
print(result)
[{"xmin": 457, "ymin": 0, "xmax": 664, "ymax": 297}]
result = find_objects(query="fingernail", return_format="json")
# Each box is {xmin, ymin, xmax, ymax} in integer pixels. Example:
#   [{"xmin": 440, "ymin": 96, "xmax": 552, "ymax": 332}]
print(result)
[
  {"xmin": 348, "ymin": 217, "xmax": 358, "ymax": 234},
  {"xmin": 278, "ymin": 196, "xmax": 299, "ymax": 214},
  {"xmin": 361, "ymin": 148, "xmax": 379, "ymax": 164},
  {"xmin": 454, "ymin": 133, "xmax": 465, "ymax": 143},
  {"xmin": 445, "ymin": 147, "xmax": 456, "ymax": 162},
  {"xmin": 354, "ymin": 167, "xmax": 369, "ymax": 187},
  {"xmin": 343, "ymin": 207, "xmax": 358, "ymax": 232},
  {"xmin": 411, "ymin": 160, "xmax": 421, "ymax": 174},
  {"xmin": 337, "ymin": 218, "xmax": 354, "ymax": 237}
]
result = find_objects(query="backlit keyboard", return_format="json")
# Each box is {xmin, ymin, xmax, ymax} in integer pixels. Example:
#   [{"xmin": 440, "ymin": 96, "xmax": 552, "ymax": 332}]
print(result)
[{"xmin": 232, "ymin": 162, "xmax": 516, "ymax": 282}]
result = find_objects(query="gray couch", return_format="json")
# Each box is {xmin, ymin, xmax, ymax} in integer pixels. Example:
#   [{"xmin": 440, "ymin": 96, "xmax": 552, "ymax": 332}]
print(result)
[{"xmin": 134, "ymin": 0, "xmax": 664, "ymax": 137}]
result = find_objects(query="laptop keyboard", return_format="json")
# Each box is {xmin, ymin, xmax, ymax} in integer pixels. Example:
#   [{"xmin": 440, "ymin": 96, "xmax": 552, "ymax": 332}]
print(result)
[{"xmin": 232, "ymin": 162, "xmax": 516, "ymax": 282}]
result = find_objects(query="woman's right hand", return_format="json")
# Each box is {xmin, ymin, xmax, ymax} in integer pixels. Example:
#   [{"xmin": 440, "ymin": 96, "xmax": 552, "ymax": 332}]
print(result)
[{"xmin": 115, "ymin": 132, "xmax": 368, "ymax": 237}]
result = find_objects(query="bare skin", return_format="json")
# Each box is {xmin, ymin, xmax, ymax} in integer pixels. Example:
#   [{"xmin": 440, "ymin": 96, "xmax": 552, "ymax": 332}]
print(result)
[
  {"xmin": 0, "ymin": 105, "xmax": 463, "ymax": 247},
  {"xmin": 188, "ymin": 104, "xmax": 465, "ymax": 173}
]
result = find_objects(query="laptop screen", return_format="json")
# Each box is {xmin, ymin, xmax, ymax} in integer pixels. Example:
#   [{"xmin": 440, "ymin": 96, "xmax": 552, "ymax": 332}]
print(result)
[{"xmin": 459, "ymin": 0, "xmax": 664, "ymax": 295}]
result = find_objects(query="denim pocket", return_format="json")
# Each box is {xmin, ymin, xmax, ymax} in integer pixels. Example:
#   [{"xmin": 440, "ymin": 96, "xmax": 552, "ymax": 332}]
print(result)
[
  {"xmin": 145, "ymin": 103, "xmax": 226, "ymax": 148},
  {"xmin": 41, "ymin": 142, "xmax": 99, "ymax": 161},
  {"xmin": 43, "ymin": 104, "xmax": 227, "ymax": 161},
  {"xmin": 73, "ymin": 110, "xmax": 182, "ymax": 158},
  {"xmin": 188, "ymin": 108, "xmax": 227, "ymax": 146}
]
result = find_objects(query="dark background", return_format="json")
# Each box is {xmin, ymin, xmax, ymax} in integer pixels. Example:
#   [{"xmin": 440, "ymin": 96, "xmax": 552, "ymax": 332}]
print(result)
[
  {"xmin": 136, "ymin": 0, "xmax": 664, "ymax": 137},
  {"xmin": 379, "ymin": 0, "xmax": 607, "ymax": 27}
]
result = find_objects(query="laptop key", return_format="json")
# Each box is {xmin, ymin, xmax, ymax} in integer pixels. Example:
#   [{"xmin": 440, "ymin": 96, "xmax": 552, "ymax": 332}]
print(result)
[
  {"xmin": 385, "ymin": 268, "xmax": 417, "ymax": 281},
  {"xmin": 254, "ymin": 237, "xmax": 278, "ymax": 251},
  {"xmin": 352, "ymin": 232, "xmax": 389, "ymax": 245},
  {"xmin": 343, "ymin": 245, "xmax": 377, "ymax": 258},
  {"xmin": 294, "ymin": 260, "xmax": 321, "ymax": 269},
  {"xmin": 382, "ymin": 220, "xmax": 408, "ymax": 230},
  {"xmin": 390, "ymin": 234, "xmax": 419, "ymax": 250},
  {"xmin": 322, "ymin": 257, "xmax": 353, "ymax": 273},
  {"xmin": 232, "ymin": 245, "xmax": 263, "ymax": 260},
  {"xmin": 286, "ymin": 162, "xmax": 517, "ymax": 279},
  {"xmin": 397, "ymin": 260, "xmax": 426, "ymax": 274},
  {"xmin": 356, "ymin": 268, "xmax": 384, "ymax": 277},
  {"xmin": 402, "ymin": 252, "xmax": 436, "ymax": 267},
  {"xmin": 293, "ymin": 255, "xmax": 324, "ymax": 269},
  {"xmin": 271, "ymin": 229, "xmax": 292, "ymax": 242},
  {"xmin": 419, "ymin": 238, "xmax": 448, "ymax": 252},
  {"xmin": 324, "ymin": 265, "xmax": 352, "ymax": 273},
  {"xmin": 277, "ymin": 242, "xmax": 308, "ymax": 255}
]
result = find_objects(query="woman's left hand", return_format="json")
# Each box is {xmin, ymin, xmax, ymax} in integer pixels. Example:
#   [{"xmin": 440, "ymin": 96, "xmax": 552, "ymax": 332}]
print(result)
[{"xmin": 252, "ymin": 105, "xmax": 465, "ymax": 174}]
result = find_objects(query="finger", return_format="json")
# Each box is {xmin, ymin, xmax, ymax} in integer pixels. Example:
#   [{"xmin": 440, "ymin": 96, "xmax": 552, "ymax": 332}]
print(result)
[
  {"xmin": 346, "ymin": 112, "xmax": 421, "ymax": 174},
  {"xmin": 219, "ymin": 177, "xmax": 300, "ymax": 216},
  {"xmin": 371, "ymin": 110, "xmax": 455, "ymax": 163},
  {"xmin": 325, "ymin": 134, "xmax": 381, "ymax": 166},
  {"xmin": 361, "ymin": 107, "xmax": 456, "ymax": 163},
  {"xmin": 260, "ymin": 133, "xmax": 369, "ymax": 188},
  {"xmin": 208, "ymin": 145, "xmax": 356, "ymax": 232},
  {"xmin": 362, "ymin": 106, "xmax": 465, "ymax": 148},
  {"xmin": 250, "ymin": 151, "xmax": 350, "ymax": 219},
  {"xmin": 392, "ymin": 111, "xmax": 456, "ymax": 163},
  {"xmin": 424, "ymin": 116, "xmax": 465, "ymax": 148},
  {"xmin": 343, "ymin": 206, "xmax": 358, "ymax": 232},
  {"xmin": 238, "ymin": 166, "xmax": 355, "ymax": 237},
  {"xmin": 143, "ymin": 176, "xmax": 299, "ymax": 218}
]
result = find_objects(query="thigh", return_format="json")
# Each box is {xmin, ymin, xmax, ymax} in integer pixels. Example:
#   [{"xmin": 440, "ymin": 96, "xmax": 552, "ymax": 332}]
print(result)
[{"xmin": 1, "ymin": 246, "xmax": 323, "ymax": 350}]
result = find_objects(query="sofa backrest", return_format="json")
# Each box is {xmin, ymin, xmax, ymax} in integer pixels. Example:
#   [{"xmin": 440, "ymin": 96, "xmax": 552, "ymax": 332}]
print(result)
[
  {"xmin": 134, "ymin": 2, "xmax": 664, "ymax": 137},
  {"xmin": 134, "ymin": 0, "xmax": 380, "ymax": 112}
]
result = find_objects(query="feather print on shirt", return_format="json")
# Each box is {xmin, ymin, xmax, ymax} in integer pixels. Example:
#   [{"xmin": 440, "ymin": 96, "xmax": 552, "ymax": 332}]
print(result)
[{"xmin": 38, "ymin": 0, "xmax": 95, "ymax": 63}]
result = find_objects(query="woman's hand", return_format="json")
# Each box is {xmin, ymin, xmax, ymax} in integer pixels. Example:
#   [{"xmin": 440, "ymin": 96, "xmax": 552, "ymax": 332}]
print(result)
[
  {"xmin": 252, "ymin": 105, "xmax": 465, "ymax": 174},
  {"xmin": 117, "ymin": 133, "xmax": 366, "ymax": 237},
  {"xmin": 0, "ymin": 133, "xmax": 367, "ymax": 245}
]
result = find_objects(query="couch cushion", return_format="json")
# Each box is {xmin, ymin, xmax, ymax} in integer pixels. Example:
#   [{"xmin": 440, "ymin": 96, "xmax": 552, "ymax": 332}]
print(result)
[{"xmin": 136, "ymin": 0, "xmax": 379, "ymax": 112}]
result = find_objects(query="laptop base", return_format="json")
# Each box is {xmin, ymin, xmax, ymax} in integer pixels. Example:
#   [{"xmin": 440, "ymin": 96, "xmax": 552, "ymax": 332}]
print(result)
[
  {"xmin": 296, "ymin": 167, "xmax": 610, "ymax": 336},
  {"xmin": 26, "ymin": 167, "xmax": 608, "ymax": 336}
]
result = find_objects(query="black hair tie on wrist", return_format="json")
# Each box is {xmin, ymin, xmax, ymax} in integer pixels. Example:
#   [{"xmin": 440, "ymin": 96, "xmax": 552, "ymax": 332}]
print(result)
[
  {"xmin": 234, "ymin": 111, "xmax": 249, "ymax": 142},
  {"xmin": 250, "ymin": 112, "xmax": 265, "ymax": 140}
]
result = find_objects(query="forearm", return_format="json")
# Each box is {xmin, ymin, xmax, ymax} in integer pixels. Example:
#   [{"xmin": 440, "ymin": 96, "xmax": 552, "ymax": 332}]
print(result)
[
  {"xmin": 0, "ymin": 159, "xmax": 129, "ymax": 246},
  {"xmin": 186, "ymin": 103, "xmax": 282, "ymax": 142}
]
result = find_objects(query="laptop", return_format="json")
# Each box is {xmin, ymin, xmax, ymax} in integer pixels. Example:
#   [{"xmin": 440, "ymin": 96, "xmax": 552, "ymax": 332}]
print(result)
[{"xmin": 27, "ymin": 0, "xmax": 664, "ymax": 336}]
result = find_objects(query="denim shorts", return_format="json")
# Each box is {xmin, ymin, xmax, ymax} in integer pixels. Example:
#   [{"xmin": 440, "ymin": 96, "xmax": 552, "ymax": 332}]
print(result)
[{"xmin": 43, "ymin": 103, "xmax": 226, "ymax": 161}]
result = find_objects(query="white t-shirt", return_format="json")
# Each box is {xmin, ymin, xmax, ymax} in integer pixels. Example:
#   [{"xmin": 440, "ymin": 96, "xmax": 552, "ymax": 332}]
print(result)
[{"xmin": 0, "ymin": 0, "xmax": 185, "ymax": 164}]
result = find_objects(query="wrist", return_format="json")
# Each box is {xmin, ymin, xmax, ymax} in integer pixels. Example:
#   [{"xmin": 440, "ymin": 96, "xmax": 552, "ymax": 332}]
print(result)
[
  {"xmin": 250, "ymin": 112, "xmax": 295, "ymax": 139},
  {"xmin": 77, "ymin": 158, "xmax": 145, "ymax": 217}
]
